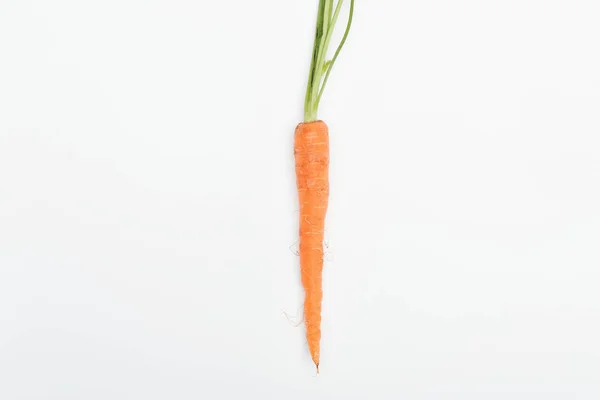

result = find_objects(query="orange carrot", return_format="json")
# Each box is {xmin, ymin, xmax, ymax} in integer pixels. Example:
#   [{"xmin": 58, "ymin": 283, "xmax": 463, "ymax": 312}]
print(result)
[
  {"xmin": 294, "ymin": 120, "xmax": 330, "ymax": 371},
  {"xmin": 293, "ymin": 0, "xmax": 353, "ymax": 372}
]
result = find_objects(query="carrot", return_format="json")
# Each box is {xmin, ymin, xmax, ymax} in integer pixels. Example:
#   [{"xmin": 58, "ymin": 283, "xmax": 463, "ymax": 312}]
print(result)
[
  {"xmin": 294, "ymin": 120, "xmax": 329, "ymax": 371},
  {"xmin": 293, "ymin": 0, "xmax": 354, "ymax": 373}
]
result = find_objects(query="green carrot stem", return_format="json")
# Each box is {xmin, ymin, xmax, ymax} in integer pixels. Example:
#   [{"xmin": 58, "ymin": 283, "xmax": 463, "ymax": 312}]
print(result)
[
  {"xmin": 304, "ymin": 0, "xmax": 327, "ymax": 122},
  {"xmin": 310, "ymin": 0, "xmax": 344, "ymax": 117},
  {"xmin": 303, "ymin": 0, "xmax": 354, "ymax": 122},
  {"xmin": 316, "ymin": 0, "xmax": 354, "ymax": 108}
]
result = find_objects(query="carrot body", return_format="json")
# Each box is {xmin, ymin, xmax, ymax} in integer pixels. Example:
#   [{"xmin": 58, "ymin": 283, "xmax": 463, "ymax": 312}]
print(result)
[{"xmin": 294, "ymin": 120, "xmax": 330, "ymax": 371}]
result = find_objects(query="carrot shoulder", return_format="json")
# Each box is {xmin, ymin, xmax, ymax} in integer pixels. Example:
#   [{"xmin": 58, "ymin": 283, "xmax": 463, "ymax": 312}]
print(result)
[{"xmin": 294, "ymin": 120, "xmax": 330, "ymax": 371}]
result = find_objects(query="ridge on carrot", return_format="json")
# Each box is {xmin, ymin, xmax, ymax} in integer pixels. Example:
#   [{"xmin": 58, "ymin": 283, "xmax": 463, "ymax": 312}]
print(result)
[{"xmin": 294, "ymin": 0, "xmax": 354, "ymax": 373}]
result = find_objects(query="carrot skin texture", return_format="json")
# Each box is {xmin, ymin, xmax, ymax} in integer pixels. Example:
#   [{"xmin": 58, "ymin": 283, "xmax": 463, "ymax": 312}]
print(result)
[{"xmin": 294, "ymin": 120, "xmax": 330, "ymax": 369}]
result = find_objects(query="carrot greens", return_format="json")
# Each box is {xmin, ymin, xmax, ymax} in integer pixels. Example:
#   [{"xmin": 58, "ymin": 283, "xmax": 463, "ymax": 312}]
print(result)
[{"xmin": 303, "ymin": 0, "xmax": 354, "ymax": 122}]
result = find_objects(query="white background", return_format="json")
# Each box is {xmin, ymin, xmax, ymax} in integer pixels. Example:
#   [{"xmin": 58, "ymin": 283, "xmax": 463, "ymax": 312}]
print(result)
[{"xmin": 1, "ymin": 1, "xmax": 600, "ymax": 398}]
